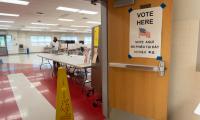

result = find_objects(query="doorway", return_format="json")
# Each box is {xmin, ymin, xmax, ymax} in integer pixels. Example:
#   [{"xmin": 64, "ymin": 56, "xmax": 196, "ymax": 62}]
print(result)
[{"xmin": 0, "ymin": 35, "xmax": 8, "ymax": 56}]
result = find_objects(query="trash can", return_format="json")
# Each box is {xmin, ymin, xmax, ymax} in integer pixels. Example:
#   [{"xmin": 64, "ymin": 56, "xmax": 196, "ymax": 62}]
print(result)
[{"xmin": 27, "ymin": 48, "xmax": 30, "ymax": 54}]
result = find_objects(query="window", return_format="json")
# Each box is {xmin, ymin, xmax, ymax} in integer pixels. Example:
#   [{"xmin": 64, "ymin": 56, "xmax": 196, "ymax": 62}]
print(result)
[
  {"xmin": 84, "ymin": 36, "xmax": 92, "ymax": 44},
  {"xmin": 30, "ymin": 36, "xmax": 52, "ymax": 46},
  {"xmin": 6, "ymin": 35, "xmax": 13, "ymax": 50},
  {"xmin": 60, "ymin": 36, "xmax": 78, "ymax": 41},
  {"xmin": 0, "ymin": 36, "xmax": 6, "ymax": 47}
]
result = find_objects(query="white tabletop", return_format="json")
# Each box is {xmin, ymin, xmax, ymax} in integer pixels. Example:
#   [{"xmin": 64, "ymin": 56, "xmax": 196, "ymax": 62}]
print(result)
[{"xmin": 37, "ymin": 53, "xmax": 92, "ymax": 68}]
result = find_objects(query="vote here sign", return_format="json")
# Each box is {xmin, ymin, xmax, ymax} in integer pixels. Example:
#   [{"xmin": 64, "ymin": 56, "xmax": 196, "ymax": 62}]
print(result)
[{"xmin": 129, "ymin": 7, "xmax": 163, "ymax": 58}]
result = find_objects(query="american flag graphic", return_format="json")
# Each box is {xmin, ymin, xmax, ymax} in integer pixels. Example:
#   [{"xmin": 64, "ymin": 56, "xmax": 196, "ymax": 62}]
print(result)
[{"xmin": 138, "ymin": 28, "xmax": 151, "ymax": 38}]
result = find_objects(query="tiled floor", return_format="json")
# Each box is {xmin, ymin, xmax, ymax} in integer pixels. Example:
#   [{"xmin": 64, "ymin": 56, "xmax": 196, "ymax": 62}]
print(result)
[
  {"xmin": 0, "ymin": 54, "xmax": 44, "ymax": 65},
  {"xmin": 0, "ymin": 54, "xmax": 104, "ymax": 120}
]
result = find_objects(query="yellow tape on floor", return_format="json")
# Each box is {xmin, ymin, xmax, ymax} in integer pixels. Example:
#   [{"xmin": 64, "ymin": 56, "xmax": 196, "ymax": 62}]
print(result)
[{"xmin": 56, "ymin": 67, "xmax": 74, "ymax": 120}]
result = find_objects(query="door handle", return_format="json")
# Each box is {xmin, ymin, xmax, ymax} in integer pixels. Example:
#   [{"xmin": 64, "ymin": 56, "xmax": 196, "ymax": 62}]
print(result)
[{"xmin": 109, "ymin": 61, "xmax": 166, "ymax": 77}]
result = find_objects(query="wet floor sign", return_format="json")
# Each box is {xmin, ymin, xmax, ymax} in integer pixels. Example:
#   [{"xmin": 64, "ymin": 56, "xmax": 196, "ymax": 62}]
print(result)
[{"xmin": 56, "ymin": 67, "xmax": 74, "ymax": 120}]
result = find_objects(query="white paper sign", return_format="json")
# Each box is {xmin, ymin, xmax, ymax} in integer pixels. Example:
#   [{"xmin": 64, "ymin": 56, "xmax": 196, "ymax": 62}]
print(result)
[
  {"xmin": 129, "ymin": 7, "xmax": 163, "ymax": 58},
  {"xmin": 194, "ymin": 103, "xmax": 200, "ymax": 116}
]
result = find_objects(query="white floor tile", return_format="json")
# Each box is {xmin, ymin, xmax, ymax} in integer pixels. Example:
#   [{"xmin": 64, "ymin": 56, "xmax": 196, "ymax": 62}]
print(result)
[
  {"xmin": 0, "ymin": 54, "xmax": 51, "ymax": 65},
  {"xmin": 7, "ymin": 73, "xmax": 56, "ymax": 120}
]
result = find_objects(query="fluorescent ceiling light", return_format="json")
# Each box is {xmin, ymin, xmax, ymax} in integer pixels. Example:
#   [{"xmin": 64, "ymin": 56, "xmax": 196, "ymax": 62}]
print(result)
[
  {"xmin": 0, "ymin": 0, "xmax": 29, "ymax": 5},
  {"xmin": 0, "ymin": 20, "xmax": 14, "ymax": 23},
  {"xmin": 56, "ymin": 6, "xmax": 98, "ymax": 15},
  {"xmin": 71, "ymin": 25, "xmax": 90, "ymax": 28},
  {"xmin": 0, "ymin": 12, "xmax": 19, "ymax": 17},
  {"xmin": 21, "ymin": 29, "xmax": 43, "ymax": 32},
  {"xmin": 86, "ymin": 21, "xmax": 101, "ymax": 24},
  {"xmin": 59, "ymin": 28, "xmax": 77, "ymax": 31},
  {"xmin": 0, "ymin": 28, "xmax": 8, "ymax": 30},
  {"xmin": 74, "ymin": 31, "xmax": 91, "ymax": 33},
  {"xmin": 31, "ymin": 23, "xmax": 58, "ymax": 26},
  {"xmin": 21, "ymin": 28, "xmax": 31, "ymax": 31},
  {"xmin": 79, "ymin": 10, "xmax": 98, "ymax": 15},
  {"xmin": 56, "ymin": 7, "xmax": 79, "ymax": 12},
  {"xmin": 0, "ymin": 25, "xmax": 11, "ymax": 27},
  {"xmin": 51, "ymin": 30, "xmax": 66, "ymax": 32},
  {"xmin": 25, "ymin": 26, "xmax": 49, "ymax": 29},
  {"xmin": 58, "ymin": 18, "xmax": 74, "ymax": 22},
  {"xmin": 85, "ymin": 29, "xmax": 92, "ymax": 32}
]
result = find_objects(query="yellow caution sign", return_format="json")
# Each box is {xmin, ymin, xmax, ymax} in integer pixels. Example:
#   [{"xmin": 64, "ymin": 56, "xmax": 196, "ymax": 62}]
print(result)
[
  {"xmin": 94, "ymin": 26, "xmax": 100, "ymax": 47},
  {"xmin": 56, "ymin": 67, "xmax": 74, "ymax": 120}
]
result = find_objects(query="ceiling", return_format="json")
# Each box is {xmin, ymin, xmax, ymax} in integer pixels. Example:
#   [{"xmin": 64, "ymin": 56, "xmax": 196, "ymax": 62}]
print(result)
[{"xmin": 0, "ymin": 0, "xmax": 101, "ymax": 33}]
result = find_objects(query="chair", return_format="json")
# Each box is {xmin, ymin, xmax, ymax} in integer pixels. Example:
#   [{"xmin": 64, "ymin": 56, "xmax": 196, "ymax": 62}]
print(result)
[{"xmin": 73, "ymin": 48, "xmax": 92, "ymax": 93}]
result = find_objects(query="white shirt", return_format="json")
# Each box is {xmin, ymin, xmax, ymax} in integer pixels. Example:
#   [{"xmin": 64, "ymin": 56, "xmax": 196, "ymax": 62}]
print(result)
[{"xmin": 50, "ymin": 41, "xmax": 59, "ymax": 51}]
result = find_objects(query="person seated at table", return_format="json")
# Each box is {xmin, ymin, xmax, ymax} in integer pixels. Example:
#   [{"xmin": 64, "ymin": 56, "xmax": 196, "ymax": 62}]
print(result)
[{"xmin": 50, "ymin": 37, "xmax": 59, "ymax": 54}]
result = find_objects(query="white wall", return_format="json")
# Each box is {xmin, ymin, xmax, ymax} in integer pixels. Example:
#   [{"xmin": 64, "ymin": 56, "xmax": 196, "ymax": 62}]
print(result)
[
  {"xmin": 1, "ymin": 30, "xmax": 91, "ymax": 54},
  {"xmin": 169, "ymin": 0, "xmax": 200, "ymax": 120}
]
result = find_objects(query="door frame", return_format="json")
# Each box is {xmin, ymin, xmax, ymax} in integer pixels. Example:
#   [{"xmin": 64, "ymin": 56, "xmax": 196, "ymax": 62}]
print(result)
[{"xmin": 101, "ymin": 0, "xmax": 109, "ymax": 119}]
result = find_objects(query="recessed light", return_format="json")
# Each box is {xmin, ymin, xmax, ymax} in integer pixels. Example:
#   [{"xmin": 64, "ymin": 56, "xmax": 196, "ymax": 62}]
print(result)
[
  {"xmin": 58, "ymin": 18, "xmax": 74, "ymax": 22},
  {"xmin": 86, "ymin": 21, "xmax": 101, "ymax": 24},
  {"xmin": 0, "ymin": 12, "xmax": 19, "ymax": 17},
  {"xmin": 0, "ymin": 0, "xmax": 29, "ymax": 5},
  {"xmin": 0, "ymin": 20, "xmax": 14, "ymax": 23},
  {"xmin": 56, "ymin": 7, "xmax": 79, "ymax": 12},
  {"xmin": 71, "ymin": 25, "xmax": 90, "ymax": 28},
  {"xmin": 31, "ymin": 23, "xmax": 58, "ymax": 26},
  {"xmin": 36, "ymin": 12, "xmax": 45, "ymax": 15}
]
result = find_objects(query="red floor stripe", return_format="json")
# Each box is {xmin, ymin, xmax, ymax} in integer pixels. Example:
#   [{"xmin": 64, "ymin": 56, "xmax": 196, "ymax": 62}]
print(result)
[
  {"xmin": 0, "ymin": 63, "xmax": 104, "ymax": 120},
  {"xmin": 0, "ymin": 75, "xmax": 22, "ymax": 120}
]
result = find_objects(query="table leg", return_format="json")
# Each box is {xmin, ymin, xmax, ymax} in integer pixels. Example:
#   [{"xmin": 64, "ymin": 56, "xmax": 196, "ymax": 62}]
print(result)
[
  {"xmin": 40, "ymin": 58, "xmax": 52, "ymax": 70},
  {"xmin": 84, "ymin": 68, "xmax": 87, "ymax": 79},
  {"xmin": 53, "ymin": 61, "xmax": 61, "ymax": 76},
  {"xmin": 40, "ymin": 58, "xmax": 44, "ymax": 70},
  {"xmin": 48, "ymin": 60, "xmax": 52, "ymax": 69}
]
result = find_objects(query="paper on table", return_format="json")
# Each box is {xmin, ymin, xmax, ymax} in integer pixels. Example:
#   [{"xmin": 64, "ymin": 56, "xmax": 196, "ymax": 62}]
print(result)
[{"xmin": 92, "ymin": 48, "xmax": 98, "ymax": 64}]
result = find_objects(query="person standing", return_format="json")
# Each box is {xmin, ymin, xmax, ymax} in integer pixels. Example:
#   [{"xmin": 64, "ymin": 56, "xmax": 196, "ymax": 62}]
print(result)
[
  {"xmin": 50, "ymin": 37, "xmax": 59, "ymax": 53},
  {"xmin": 50, "ymin": 37, "xmax": 60, "ymax": 75}
]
